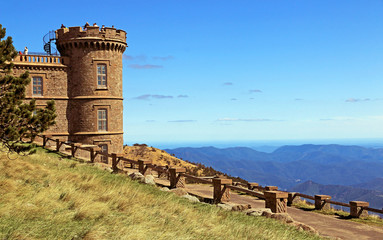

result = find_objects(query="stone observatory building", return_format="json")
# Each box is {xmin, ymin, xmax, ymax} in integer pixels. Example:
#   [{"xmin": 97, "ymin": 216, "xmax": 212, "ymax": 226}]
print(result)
[{"xmin": 12, "ymin": 25, "xmax": 127, "ymax": 155}]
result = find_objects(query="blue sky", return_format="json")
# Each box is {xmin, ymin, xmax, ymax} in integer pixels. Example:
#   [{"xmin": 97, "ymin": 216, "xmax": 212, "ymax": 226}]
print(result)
[{"xmin": 2, "ymin": 0, "xmax": 383, "ymax": 146}]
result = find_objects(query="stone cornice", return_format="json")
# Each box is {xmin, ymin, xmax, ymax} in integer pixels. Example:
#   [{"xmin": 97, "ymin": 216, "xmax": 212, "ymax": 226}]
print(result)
[
  {"xmin": 25, "ymin": 96, "xmax": 123, "ymax": 100},
  {"xmin": 42, "ymin": 132, "xmax": 69, "ymax": 136},
  {"xmin": 25, "ymin": 96, "xmax": 69, "ymax": 100},
  {"xmin": 13, "ymin": 63, "xmax": 67, "ymax": 70},
  {"xmin": 70, "ymin": 96, "xmax": 123, "ymax": 100},
  {"xmin": 71, "ymin": 131, "xmax": 123, "ymax": 135}
]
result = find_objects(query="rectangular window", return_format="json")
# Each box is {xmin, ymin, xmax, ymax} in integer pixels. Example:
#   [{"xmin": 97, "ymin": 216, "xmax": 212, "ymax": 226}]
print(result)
[
  {"xmin": 100, "ymin": 144, "xmax": 108, "ymax": 163},
  {"xmin": 97, "ymin": 109, "xmax": 107, "ymax": 131},
  {"xmin": 97, "ymin": 64, "xmax": 107, "ymax": 87},
  {"xmin": 32, "ymin": 77, "xmax": 43, "ymax": 95}
]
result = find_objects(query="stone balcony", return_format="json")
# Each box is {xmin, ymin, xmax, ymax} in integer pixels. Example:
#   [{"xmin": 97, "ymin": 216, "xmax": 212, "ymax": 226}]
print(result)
[{"xmin": 12, "ymin": 54, "xmax": 69, "ymax": 67}]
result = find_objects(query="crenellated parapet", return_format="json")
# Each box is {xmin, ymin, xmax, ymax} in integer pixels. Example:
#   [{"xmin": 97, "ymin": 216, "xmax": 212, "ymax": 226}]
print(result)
[{"xmin": 56, "ymin": 26, "xmax": 127, "ymax": 54}]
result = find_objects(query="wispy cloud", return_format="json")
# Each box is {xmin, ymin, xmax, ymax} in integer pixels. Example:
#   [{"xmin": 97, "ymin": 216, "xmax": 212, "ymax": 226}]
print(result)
[
  {"xmin": 146, "ymin": 120, "xmax": 156, "ymax": 122},
  {"xmin": 128, "ymin": 64, "xmax": 163, "ymax": 69},
  {"xmin": 249, "ymin": 89, "xmax": 262, "ymax": 93},
  {"xmin": 319, "ymin": 118, "xmax": 332, "ymax": 121},
  {"xmin": 123, "ymin": 55, "xmax": 147, "ymax": 61},
  {"xmin": 345, "ymin": 98, "xmax": 371, "ymax": 103},
  {"xmin": 133, "ymin": 94, "xmax": 188, "ymax": 100},
  {"xmin": 153, "ymin": 55, "xmax": 174, "ymax": 61},
  {"xmin": 319, "ymin": 117, "xmax": 355, "ymax": 121},
  {"xmin": 217, "ymin": 118, "xmax": 273, "ymax": 122},
  {"xmin": 223, "ymin": 82, "xmax": 233, "ymax": 86},
  {"xmin": 346, "ymin": 98, "xmax": 383, "ymax": 103},
  {"xmin": 168, "ymin": 120, "xmax": 197, "ymax": 123},
  {"xmin": 230, "ymin": 98, "xmax": 237, "ymax": 101},
  {"xmin": 133, "ymin": 94, "xmax": 173, "ymax": 100},
  {"xmin": 295, "ymin": 98, "xmax": 304, "ymax": 101},
  {"xmin": 320, "ymin": 115, "xmax": 383, "ymax": 122}
]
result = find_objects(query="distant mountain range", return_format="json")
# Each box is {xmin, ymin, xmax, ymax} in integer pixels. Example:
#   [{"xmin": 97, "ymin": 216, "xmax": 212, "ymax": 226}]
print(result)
[
  {"xmin": 352, "ymin": 177, "xmax": 383, "ymax": 192},
  {"xmin": 165, "ymin": 144, "xmax": 383, "ymax": 190}
]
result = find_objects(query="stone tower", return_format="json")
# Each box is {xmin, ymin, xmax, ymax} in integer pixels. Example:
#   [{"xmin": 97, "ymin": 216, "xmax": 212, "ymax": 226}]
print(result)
[{"xmin": 55, "ymin": 26, "xmax": 127, "ymax": 154}]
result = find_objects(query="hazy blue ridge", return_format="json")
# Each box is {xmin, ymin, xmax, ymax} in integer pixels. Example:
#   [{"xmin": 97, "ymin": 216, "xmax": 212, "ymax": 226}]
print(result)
[
  {"xmin": 352, "ymin": 178, "xmax": 383, "ymax": 192},
  {"xmin": 164, "ymin": 144, "xmax": 383, "ymax": 190}
]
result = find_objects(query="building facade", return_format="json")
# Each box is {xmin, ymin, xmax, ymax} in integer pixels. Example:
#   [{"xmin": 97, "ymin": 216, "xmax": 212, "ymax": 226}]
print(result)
[{"xmin": 12, "ymin": 25, "xmax": 127, "ymax": 155}]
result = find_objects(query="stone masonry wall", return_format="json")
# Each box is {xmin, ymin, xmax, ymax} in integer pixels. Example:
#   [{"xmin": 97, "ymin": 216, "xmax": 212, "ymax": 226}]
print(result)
[{"xmin": 11, "ymin": 65, "xmax": 69, "ymax": 141}]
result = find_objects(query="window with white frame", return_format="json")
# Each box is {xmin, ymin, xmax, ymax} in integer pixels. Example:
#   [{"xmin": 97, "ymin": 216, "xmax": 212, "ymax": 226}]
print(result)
[
  {"xmin": 97, "ymin": 64, "xmax": 107, "ymax": 87},
  {"xmin": 97, "ymin": 109, "xmax": 107, "ymax": 131},
  {"xmin": 32, "ymin": 77, "xmax": 43, "ymax": 95}
]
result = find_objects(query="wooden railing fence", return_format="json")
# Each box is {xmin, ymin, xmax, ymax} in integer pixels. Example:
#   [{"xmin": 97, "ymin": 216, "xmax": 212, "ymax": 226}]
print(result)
[{"xmin": 37, "ymin": 135, "xmax": 383, "ymax": 218}]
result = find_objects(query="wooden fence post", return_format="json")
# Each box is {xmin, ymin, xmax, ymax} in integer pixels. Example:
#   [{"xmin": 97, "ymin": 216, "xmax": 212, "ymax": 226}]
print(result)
[
  {"xmin": 91, "ymin": 147, "xmax": 101, "ymax": 163},
  {"xmin": 56, "ymin": 139, "xmax": 60, "ymax": 152},
  {"xmin": 71, "ymin": 143, "xmax": 75, "ymax": 157},
  {"xmin": 43, "ymin": 135, "xmax": 47, "ymax": 147},
  {"xmin": 112, "ymin": 153, "xmax": 118, "ymax": 172},
  {"xmin": 90, "ymin": 148, "xmax": 95, "ymax": 163},
  {"xmin": 110, "ymin": 154, "xmax": 124, "ymax": 172},
  {"xmin": 350, "ymin": 201, "xmax": 369, "ymax": 218},
  {"xmin": 247, "ymin": 182, "xmax": 259, "ymax": 190},
  {"xmin": 138, "ymin": 159, "xmax": 152, "ymax": 175},
  {"xmin": 266, "ymin": 186, "xmax": 278, "ymax": 191},
  {"xmin": 212, "ymin": 178, "xmax": 232, "ymax": 204},
  {"xmin": 287, "ymin": 192, "xmax": 299, "ymax": 206},
  {"xmin": 169, "ymin": 167, "xmax": 186, "ymax": 188},
  {"xmin": 315, "ymin": 195, "xmax": 332, "ymax": 210},
  {"xmin": 70, "ymin": 143, "xmax": 81, "ymax": 158},
  {"xmin": 264, "ymin": 191, "xmax": 288, "ymax": 213}
]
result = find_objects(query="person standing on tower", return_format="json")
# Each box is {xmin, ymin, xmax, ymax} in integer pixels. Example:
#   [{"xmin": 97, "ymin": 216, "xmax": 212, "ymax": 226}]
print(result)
[
  {"xmin": 84, "ymin": 22, "xmax": 90, "ymax": 30},
  {"xmin": 23, "ymin": 47, "xmax": 28, "ymax": 55}
]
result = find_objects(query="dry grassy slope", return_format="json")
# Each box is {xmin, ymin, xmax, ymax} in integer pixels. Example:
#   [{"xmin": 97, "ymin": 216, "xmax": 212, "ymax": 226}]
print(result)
[
  {"xmin": 0, "ymin": 147, "xmax": 322, "ymax": 240},
  {"xmin": 123, "ymin": 145, "xmax": 204, "ymax": 175}
]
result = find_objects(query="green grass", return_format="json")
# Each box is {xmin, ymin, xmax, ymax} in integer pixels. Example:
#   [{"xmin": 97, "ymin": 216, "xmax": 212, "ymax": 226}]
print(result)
[
  {"xmin": 0, "ymin": 147, "xmax": 323, "ymax": 240},
  {"xmin": 292, "ymin": 200, "xmax": 383, "ymax": 228}
]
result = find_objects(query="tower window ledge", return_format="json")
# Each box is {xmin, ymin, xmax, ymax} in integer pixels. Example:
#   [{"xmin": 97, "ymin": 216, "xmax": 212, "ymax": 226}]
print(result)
[{"xmin": 96, "ymin": 87, "xmax": 108, "ymax": 91}]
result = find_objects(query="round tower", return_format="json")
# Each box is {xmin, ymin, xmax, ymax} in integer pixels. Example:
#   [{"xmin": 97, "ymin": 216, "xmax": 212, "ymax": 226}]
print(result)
[{"xmin": 55, "ymin": 25, "xmax": 127, "ymax": 154}]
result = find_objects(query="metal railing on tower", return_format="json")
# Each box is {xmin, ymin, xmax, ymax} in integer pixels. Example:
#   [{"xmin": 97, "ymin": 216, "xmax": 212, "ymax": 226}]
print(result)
[{"xmin": 43, "ymin": 30, "xmax": 59, "ymax": 55}]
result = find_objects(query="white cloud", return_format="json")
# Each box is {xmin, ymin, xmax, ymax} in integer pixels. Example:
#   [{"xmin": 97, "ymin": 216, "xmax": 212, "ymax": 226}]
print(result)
[
  {"xmin": 133, "ymin": 94, "xmax": 173, "ymax": 100},
  {"xmin": 345, "ymin": 98, "xmax": 370, "ymax": 103},
  {"xmin": 217, "ymin": 118, "xmax": 273, "ymax": 122},
  {"xmin": 249, "ymin": 89, "xmax": 262, "ymax": 93},
  {"xmin": 168, "ymin": 120, "xmax": 197, "ymax": 123}
]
